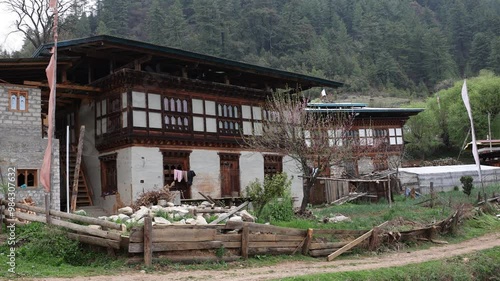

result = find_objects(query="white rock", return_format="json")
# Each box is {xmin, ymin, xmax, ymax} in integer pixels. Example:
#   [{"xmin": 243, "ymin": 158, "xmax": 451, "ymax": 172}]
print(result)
[
  {"xmin": 118, "ymin": 206, "xmax": 133, "ymax": 215},
  {"xmin": 98, "ymin": 216, "xmax": 108, "ymax": 220},
  {"xmin": 327, "ymin": 215, "xmax": 351, "ymax": 223},
  {"xmin": 228, "ymin": 216, "xmax": 243, "ymax": 222},
  {"xmin": 137, "ymin": 217, "xmax": 145, "ymax": 224},
  {"xmin": 186, "ymin": 218, "xmax": 196, "ymax": 225},
  {"xmin": 118, "ymin": 214, "xmax": 130, "ymax": 221},
  {"xmin": 200, "ymin": 201, "xmax": 212, "ymax": 207},
  {"xmin": 133, "ymin": 206, "xmax": 150, "ymax": 219},
  {"xmin": 196, "ymin": 215, "xmax": 208, "ymax": 225},
  {"xmin": 108, "ymin": 215, "xmax": 119, "ymax": 221},
  {"xmin": 166, "ymin": 202, "xmax": 175, "ymax": 207},
  {"xmin": 151, "ymin": 205, "xmax": 162, "ymax": 212},
  {"xmin": 173, "ymin": 219, "xmax": 186, "ymax": 225},
  {"xmin": 73, "ymin": 210, "xmax": 87, "ymax": 216},
  {"xmin": 239, "ymin": 210, "xmax": 256, "ymax": 222},
  {"xmin": 88, "ymin": 224, "xmax": 102, "ymax": 230},
  {"xmin": 153, "ymin": 216, "xmax": 171, "ymax": 225}
]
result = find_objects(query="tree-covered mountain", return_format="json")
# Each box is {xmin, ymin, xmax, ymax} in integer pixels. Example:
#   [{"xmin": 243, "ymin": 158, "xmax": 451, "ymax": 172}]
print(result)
[{"xmin": 6, "ymin": 0, "xmax": 500, "ymax": 97}]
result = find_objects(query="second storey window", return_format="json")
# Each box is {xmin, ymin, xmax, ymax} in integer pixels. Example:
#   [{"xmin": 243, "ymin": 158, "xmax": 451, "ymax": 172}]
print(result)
[
  {"xmin": 218, "ymin": 102, "xmax": 240, "ymax": 135},
  {"xmin": 9, "ymin": 90, "xmax": 28, "ymax": 112},
  {"xmin": 389, "ymin": 128, "xmax": 403, "ymax": 145}
]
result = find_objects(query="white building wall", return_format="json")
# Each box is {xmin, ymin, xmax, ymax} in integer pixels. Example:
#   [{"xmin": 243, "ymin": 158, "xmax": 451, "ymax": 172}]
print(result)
[
  {"xmin": 283, "ymin": 156, "xmax": 303, "ymax": 208},
  {"xmin": 190, "ymin": 150, "xmax": 221, "ymax": 199},
  {"xmin": 239, "ymin": 151, "xmax": 264, "ymax": 197},
  {"xmin": 129, "ymin": 147, "xmax": 164, "ymax": 201}
]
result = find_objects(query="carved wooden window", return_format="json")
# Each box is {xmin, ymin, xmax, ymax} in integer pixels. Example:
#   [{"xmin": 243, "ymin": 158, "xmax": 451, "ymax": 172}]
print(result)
[
  {"xmin": 389, "ymin": 128, "xmax": 403, "ymax": 145},
  {"xmin": 9, "ymin": 90, "xmax": 28, "ymax": 112},
  {"xmin": 264, "ymin": 155, "xmax": 283, "ymax": 177},
  {"xmin": 17, "ymin": 169, "xmax": 38, "ymax": 188},
  {"xmin": 359, "ymin": 128, "xmax": 374, "ymax": 146},
  {"xmin": 163, "ymin": 97, "xmax": 190, "ymax": 131},
  {"xmin": 217, "ymin": 102, "xmax": 241, "ymax": 135},
  {"xmin": 99, "ymin": 153, "xmax": 117, "ymax": 196},
  {"xmin": 96, "ymin": 95, "xmax": 124, "ymax": 136}
]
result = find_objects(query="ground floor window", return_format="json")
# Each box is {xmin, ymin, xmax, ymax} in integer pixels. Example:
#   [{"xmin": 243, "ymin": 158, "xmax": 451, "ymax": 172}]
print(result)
[
  {"xmin": 17, "ymin": 169, "xmax": 38, "ymax": 188},
  {"xmin": 99, "ymin": 153, "xmax": 117, "ymax": 196},
  {"xmin": 263, "ymin": 155, "xmax": 283, "ymax": 177}
]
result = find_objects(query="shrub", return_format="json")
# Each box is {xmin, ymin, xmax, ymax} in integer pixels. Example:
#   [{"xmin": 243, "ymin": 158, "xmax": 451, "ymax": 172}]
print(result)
[
  {"xmin": 460, "ymin": 176, "xmax": 473, "ymax": 197},
  {"xmin": 246, "ymin": 173, "xmax": 292, "ymax": 218},
  {"xmin": 259, "ymin": 192, "xmax": 295, "ymax": 222}
]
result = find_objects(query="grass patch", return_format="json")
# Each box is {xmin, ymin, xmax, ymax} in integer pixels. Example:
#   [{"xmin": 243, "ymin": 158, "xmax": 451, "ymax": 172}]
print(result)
[{"xmin": 277, "ymin": 247, "xmax": 500, "ymax": 281}]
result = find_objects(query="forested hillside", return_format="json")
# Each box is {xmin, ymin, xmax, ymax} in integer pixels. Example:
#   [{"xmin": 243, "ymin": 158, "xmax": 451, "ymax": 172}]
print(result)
[{"xmin": 5, "ymin": 0, "xmax": 500, "ymax": 97}]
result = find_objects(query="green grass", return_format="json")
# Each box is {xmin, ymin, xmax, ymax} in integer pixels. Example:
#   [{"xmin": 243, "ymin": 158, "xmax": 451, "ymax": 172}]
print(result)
[{"xmin": 276, "ymin": 247, "xmax": 500, "ymax": 281}]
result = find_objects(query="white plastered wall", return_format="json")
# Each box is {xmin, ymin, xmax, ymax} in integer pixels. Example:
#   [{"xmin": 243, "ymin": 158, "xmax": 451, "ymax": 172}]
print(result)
[
  {"xmin": 239, "ymin": 151, "xmax": 264, "ymax": 197},
  {"xmin": 189, "ymin": 150, "xmax": 221, "ymax": 199},
  {"xmin": 129, "ymin": 147, "xmax": 164, "ymax": 201},
  {"xmin": 283, "ymin": 156, "xmax": 303, "ymax": 208}
]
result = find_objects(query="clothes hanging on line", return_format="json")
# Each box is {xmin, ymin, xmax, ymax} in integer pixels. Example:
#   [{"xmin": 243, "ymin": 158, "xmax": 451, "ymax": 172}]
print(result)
[
  {"xmin": 187, "ymin": 170, "xmax": 196, "ymax": 185},
  {"xmin": 173, "ymin": 169, "xmax": 184, "ymax": 182}
]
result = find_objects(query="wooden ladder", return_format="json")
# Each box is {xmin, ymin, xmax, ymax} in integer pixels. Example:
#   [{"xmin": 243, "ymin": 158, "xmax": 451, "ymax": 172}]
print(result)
[{"xmin": 66, "ymin": 151, "xmax": 94, "ymax": 208}]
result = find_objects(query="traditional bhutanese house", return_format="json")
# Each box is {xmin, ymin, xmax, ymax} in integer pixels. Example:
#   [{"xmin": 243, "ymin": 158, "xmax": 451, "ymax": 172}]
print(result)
[
  {"xmin": 1, "ymin": 35, "xmax": 346, "ymax": 213},
  {"xmin": 305, "ymin": 103, "xmax": 423, "ymax": 205},
  {"xmin": 465, "ymin": 139, "xmax": 500, "ymax": 167}
]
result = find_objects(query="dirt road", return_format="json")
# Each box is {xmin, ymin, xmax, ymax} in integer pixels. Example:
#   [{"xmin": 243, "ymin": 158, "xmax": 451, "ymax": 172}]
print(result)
[{"xmin": 33, "ymin": 232, "xmax": 500, "ymax": 281}]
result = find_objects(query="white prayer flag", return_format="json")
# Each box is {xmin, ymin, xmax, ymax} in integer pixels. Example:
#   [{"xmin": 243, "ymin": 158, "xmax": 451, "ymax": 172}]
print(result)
[
  {"xmin": 461, "ymin": 80, "xmax": 482, "ymax": 182},
  {"xmin": 321, "ymin": 89, "xmax": 326, "ymax": 97}
]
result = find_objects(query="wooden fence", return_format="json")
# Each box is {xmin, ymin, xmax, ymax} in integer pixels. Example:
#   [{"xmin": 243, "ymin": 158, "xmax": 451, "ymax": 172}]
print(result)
[{"xmin": 1, "ymin": 197, "xmax": 123, "ymax": 250}]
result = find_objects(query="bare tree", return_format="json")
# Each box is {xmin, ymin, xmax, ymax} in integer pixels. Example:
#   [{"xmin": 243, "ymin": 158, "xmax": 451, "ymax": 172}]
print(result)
[
  {"xmin": 1, "ymin": 0, "xmax": 86, "ymax": 49},
  {"xmin": 244, "ymin": 92, "xmax": 356, "ymax": 213}
]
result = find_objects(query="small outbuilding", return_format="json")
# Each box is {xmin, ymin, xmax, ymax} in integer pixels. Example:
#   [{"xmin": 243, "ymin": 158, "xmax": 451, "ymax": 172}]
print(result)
[{"xmin": 398, "ymin": 164, "xmax": 500, "ymax": 194}]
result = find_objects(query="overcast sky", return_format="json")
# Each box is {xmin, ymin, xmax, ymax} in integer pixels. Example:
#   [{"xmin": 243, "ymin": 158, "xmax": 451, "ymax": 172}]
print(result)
[{"xmin": 0, "ymin": 3, "xmax": 24, "ymax": 52}]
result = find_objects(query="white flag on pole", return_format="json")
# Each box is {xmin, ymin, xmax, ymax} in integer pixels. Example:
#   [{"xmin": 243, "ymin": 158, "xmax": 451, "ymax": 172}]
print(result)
[
  {"xmin": 321, "ymin": 89, "xmax": 326, "ymax": 97},
  {"xmin": 461, "ymin": 80, "xmax": 482, "ymax": 182}
]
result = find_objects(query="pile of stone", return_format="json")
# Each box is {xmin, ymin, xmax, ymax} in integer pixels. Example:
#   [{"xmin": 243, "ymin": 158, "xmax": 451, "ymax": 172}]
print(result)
[{"xmin": 97, "ymin": 201, "xmax": 255, "ymax": 230}]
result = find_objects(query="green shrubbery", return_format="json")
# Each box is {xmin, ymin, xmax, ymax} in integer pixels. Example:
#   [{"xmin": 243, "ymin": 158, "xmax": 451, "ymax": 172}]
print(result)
[
  {"xmin": 246, "ymin": 173, "xmax": 293, "ymax": 222},
  {"xmin": 7, "ymin": 222, "xmax": 110, "ymax": 266}
]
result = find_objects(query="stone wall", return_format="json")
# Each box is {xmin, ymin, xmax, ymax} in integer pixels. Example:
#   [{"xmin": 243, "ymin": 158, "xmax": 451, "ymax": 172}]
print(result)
[{"xmin": 0, "ymin": 85, "xmax": 60, "ymax": 210}]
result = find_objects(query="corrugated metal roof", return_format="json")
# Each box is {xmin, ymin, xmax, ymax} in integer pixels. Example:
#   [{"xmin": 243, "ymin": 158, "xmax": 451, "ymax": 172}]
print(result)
[{"xmin": 399, "ymin": 164, "xmax": 500, "ymax": 175}]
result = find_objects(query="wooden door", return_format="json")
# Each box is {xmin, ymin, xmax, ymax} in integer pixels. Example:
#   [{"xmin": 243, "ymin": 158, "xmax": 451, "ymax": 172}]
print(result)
[
  {"xmin": 219, "ymin": 153, "xmax": 240, "ymax": 197},
  {"xmin": 162, "ymin": 150, "xmax": 191, "ymax": 199}
]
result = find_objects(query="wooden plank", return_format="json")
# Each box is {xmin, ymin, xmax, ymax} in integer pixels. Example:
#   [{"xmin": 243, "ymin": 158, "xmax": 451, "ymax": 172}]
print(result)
[
  {"xmin": 249, "ymin": 247, "xmax": 295, "ymax": 255},
  {"xmin": 327, "ymin": 221, "xmax": 388, "ymax": 261},
  {"xmin": 0, "ymin": 199, "xmax": 121, "ymax": 230},
  {"xmin": 209, "ymin": 201, "xmax": 249, "ymax": 225},
  {"xmin": 129, "ymin": 241, "xmax": 223, "ymax": 253},
  {"xmin": 221, "ymin": 241, "xmax": 242, "ymax": 248},
  {"xmin": 225, "ymin": 221, "xmax": 307, "ymax": 236},
  {"xmin": 67, "ymin": 233, "xmax": 120, "ymax": 249},
  {"xmin": 5, "ymin": 210, "xmax": 122, "ymax": 240},
  {"xmin": 198, "ymin": 192, "xmax": 216, "ymax": 205},
  {"xmin": 144, "ymin": 217, "xmax": 152, "ymax": 266},
  {"xmin": 127, "ymin": 255, "xmax": 242, "ymax": 265},
  {"xmin": 152, "ymin": 228, "xmax": 216, "ymax": 242},
  {"xmin": 302, "ymin": 228, "xmax": 313, "ymax": 255},
  {"xmin": 215, "ymin": 234, "xmax": 241, "ymax": 242},
  {"xmin": 248, "ymin": 241, "xmax": 302, "ymax": 248},
  {"xmin": 309, "ymin": 241, "xmax": 349, "ymax": 250},
  {"xmin": 241, "ymin": 224, "xmax": 249, "ymax": 259},
  {"xmin": 249, "ymin": 234, "xmax": 304, "ymax": 242},
  {"xmin": 313, "ymin": 229, "xmax": 368, "ymax": 235},
  {"xmin": 129, "ymin": 227, "xmax": 144, "ymax": 243},
  {"xmin": 24, "ymin": 80, "xmax": 102, "ymax": 92},
  {"xmin": 71, "ymin": 126, "xmax": 85, "ymax": 212}
]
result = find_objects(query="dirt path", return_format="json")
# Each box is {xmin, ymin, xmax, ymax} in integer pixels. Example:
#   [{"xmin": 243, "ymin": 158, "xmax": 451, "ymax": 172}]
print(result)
[{"xmin": 32, "ymin": 232, "xmax": 500, "ymax": 281}]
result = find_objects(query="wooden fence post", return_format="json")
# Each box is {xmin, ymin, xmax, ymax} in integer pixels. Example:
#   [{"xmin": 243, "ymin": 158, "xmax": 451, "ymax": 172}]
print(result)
[
  {"xmin": 45, "ymin": 194, "xmax": 51, "ymax": 224},
  {"xmin": 301, "ymin": 228, "xmax": 313, "ymax": 256},
  {"xmin": 144, "ymin": 217, "xmax": 153, "ymax": 266},
  {"xmin": 241, "ymin": 224, "xmax": 249, "ymax": 259},
  {"xmin": 430, "ymin": 182, "xmax": 434, "ymax": 208}
]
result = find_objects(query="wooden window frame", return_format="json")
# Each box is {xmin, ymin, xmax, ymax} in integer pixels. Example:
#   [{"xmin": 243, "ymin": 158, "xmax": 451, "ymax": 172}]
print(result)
[
  {"xmin": 16, "ymin": 169, "xmax": 38, "ymax": 188},
  {"xmin": 9, "ymin": 90, "xmax": 29, "ymax": 112},
  {"xmin": 99, "ymin": 153, "xmax": 118, "ymax": 196},
  {"xmin": 162, "ymin": 96, "xmax": 191, "ymax": 132},
  {"xmin": 263, "ymin": 155, "xmax": 283, "ymax": 177}
]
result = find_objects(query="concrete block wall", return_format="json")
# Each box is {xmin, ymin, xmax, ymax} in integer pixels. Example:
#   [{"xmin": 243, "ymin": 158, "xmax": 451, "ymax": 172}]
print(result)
[{"xmin": 0, "ymin": 85, "xmax": 60, "ymax": 210}]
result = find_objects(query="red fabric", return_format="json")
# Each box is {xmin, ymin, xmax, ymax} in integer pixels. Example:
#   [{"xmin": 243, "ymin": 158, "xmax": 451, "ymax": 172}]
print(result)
[{"xmin": 40, "ymin": 48, "xmax": 56, "ymax": 192}]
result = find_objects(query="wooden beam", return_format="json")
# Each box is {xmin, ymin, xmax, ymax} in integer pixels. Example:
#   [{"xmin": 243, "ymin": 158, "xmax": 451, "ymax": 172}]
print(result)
[
  {"xmin": 68, "ymin": 233, "xmax": 120, "ymax": 249},
  {"xmin": 241, "ymin": 224, "xmax": 249, "ymax": 259},
  {"xmin": 71, "ymin": 126, "xmax": 85, "ymax": 212},
  {"xmin": 144, "ymin": 217, "xmax": 152, "ymax": 266},
  {"xmin": 209, "ymin": 201, "xmax": 249, "ymax": 225},
  {"xmin": 326, "ymin": 221, "xmax": 388, "ymax": 261},
  {"xmin": 24, "ymin": 80, "xmax": 101, "ymax": 92},
  {"xmin": 301, "ymin": 228, "xmax": 313, "ymax": 256}
]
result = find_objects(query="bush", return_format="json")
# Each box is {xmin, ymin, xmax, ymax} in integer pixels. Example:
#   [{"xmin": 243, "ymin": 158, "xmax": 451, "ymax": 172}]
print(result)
[
  {"xmin": 246, "ymin": 173, "xmax": 292, "ymax": 218},
  {"xmin": 460, "ymin": 176, "xmax": 473, "ymax": 197},
  {"xmin": 259, "ymin": 192, "xmax": 295, "ymax": 223},
  {"xmin": 13, "ymin": 222, "xmax": 109, "ymax": 266}
]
